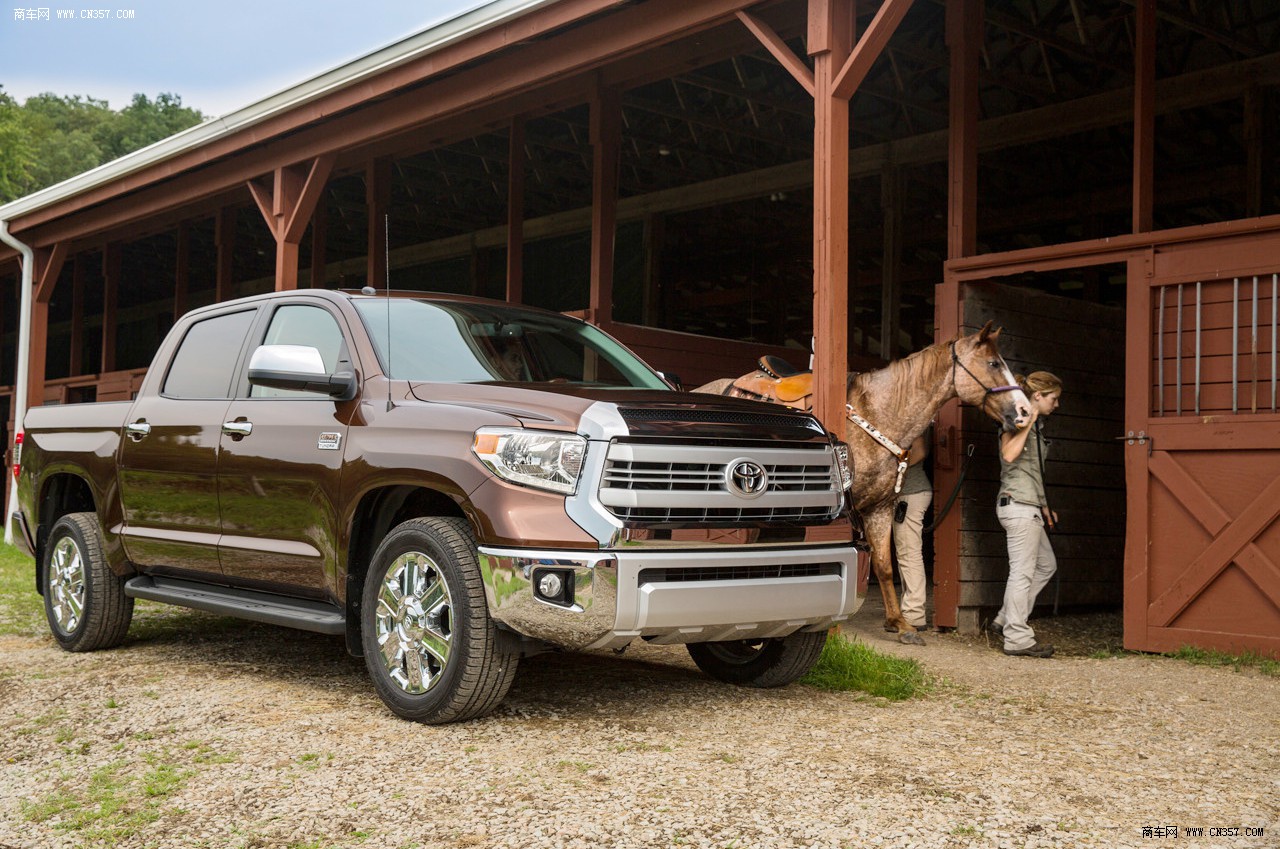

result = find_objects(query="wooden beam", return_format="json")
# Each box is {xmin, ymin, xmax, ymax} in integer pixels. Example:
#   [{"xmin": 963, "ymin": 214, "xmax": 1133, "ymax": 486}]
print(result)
[
  {"xmin": 367, "ymin": 158, "xmax": 392, "ymax": 290},
  {"xmin": 832, "ymin": 0, "xmax": 916, "ymax": 101},
  {"xmin": 101, "ymin": 243, "xmax": 120, "ymax": 373},
  {"xmin": 174, "ymin": 219, "xmax": 189, "ymax": 321},
  {"xmin": 588, "ymin": 85, "xmax": 621, "ymax": 323},
  {"xmin": 737, "ymin": 10, "xmax": 815, "ymax": 96},
  {"xmin": 249, "ymin": 156, "xmax": 335, "ymax": 291},
  {"xmin": 507, "ymin": 117, "xmax": 525, "ymax": 304},
  {"xmin": 1133, "ymin": 0, "xmax": 1155, "ymax": 233},
  {"xmin": 809, "ymin": 0, "xmax": 854, "ymax": 433},
  {"xmin": 215, "ymin": 206, "xmax": 235, "ymax": 302},
  {"xmin": 33, "ymin": 242, "xmax": 67, "ymax": 304},
  {"xmin": 70, "ymin": 256, "xmax": 85, "ymax": 376},
  {"xmin": 931, "ymin": 272, "xmax": 964, "ymax": 629},
  {"xmin": 947, "ymin": 0, "xmax": 981, "ymax": 259},
  {"xmin": 879, "ymin": 163, "xmax": 903, "ymax": 360}
]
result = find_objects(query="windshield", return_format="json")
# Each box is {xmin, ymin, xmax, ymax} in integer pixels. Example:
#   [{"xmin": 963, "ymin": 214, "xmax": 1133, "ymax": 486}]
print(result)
[{"xmin": 353, "ymin": 298, "xmax": 669, "ymax": 389}]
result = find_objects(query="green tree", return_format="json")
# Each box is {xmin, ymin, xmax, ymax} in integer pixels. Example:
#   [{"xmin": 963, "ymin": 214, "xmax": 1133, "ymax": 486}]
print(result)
[
  {"xmin": 0, "ymin": 90, "xmax": 35, "ymax": 201},
  {"xmin": 0, "ymin": 91, "xmax": 205, "ymax": 204}
]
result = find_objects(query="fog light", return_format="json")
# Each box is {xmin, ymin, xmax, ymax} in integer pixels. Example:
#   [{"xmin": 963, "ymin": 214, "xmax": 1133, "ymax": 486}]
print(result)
[{"xmin": 537, "ymin": 572, "xmax": 564, "ymax": 599}]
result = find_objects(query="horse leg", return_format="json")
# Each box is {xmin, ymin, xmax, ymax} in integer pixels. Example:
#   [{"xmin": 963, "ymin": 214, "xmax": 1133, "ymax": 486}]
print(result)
[{"xmin": 865, "ymin": 505, "xmax": 925, "ymax": 646}]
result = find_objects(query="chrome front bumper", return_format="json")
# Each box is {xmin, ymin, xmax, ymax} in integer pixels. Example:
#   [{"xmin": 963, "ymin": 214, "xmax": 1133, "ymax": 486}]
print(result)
[{"xmin": 478, "ymin": 544, "xmax": 863, "ymax": 652}]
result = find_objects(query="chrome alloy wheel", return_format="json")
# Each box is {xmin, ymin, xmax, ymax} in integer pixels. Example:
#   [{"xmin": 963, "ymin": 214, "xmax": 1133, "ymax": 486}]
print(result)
[
  {"xmin": 374, "ymin": 551, "xmax": 453, "ymax": 694},
  {"xmin": 47, "ymin": 536, "xmax": 87, "ymax": 634}
]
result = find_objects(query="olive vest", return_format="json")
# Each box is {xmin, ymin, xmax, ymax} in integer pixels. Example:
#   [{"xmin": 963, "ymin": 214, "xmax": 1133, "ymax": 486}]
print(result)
[{"xmin": 998, "ymin": 423, "xmax": 1048, "ymax": 507}]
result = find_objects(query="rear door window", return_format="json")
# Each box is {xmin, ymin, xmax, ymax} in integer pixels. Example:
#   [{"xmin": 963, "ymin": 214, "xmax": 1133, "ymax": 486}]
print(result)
[{"xmin": 163, "ymin": 310, "xmax": 256, "ymax": 399}]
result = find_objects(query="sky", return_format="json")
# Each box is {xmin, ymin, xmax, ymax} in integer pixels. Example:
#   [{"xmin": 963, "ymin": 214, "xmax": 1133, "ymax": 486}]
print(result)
[{"xmin": 2, "ymin": 1, "xmax": 486, "ymax": 116}]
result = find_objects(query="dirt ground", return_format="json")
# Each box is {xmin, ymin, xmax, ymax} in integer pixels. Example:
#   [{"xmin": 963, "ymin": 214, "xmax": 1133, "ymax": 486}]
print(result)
[{"xmin": 0, "ymin": 589, "xmax": 1276, "ymax": 849}]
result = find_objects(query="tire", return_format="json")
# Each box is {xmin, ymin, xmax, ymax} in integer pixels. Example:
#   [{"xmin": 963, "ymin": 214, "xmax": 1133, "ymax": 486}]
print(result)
[
  {"xmin": 43, "ymin": 512, "xmax": 134, "ymax": 652},
  {"xmin": 360, "ymin": 517, "xmax": 518, "ymax": 724},
  {"xmin": 687, "ymin": 630, "xmax": 827, "ymax": 688}
]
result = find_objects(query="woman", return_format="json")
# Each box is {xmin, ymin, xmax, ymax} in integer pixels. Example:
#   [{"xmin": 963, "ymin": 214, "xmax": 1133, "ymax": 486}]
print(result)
[{"xmin": 989, "ymin": 371, "xmax": 1063, "ymax": 658}]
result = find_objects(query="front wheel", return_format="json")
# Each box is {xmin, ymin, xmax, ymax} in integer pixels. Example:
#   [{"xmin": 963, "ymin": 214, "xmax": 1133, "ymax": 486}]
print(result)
[
  {"xmin": 43, "ymin": 512, "xmax": 134, "ymax": 652},
  {"xmin": 687, "ymin": 630, "xmax": 826, "ymax": 688},
  {"xmin": 360, "ymin": 517, "xmax": 518, "ymax": 724}
]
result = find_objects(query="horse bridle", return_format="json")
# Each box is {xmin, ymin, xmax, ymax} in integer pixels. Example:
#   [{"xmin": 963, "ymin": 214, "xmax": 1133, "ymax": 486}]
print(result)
[{"xmin": 950, "ymin": 341, "xmax": 1021, "ymax": 416}]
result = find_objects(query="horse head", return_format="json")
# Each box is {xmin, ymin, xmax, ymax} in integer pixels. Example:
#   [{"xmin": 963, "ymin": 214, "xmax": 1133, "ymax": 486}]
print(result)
[{"xmin": 950, "ymin": 321, "xmax": 1031, "ymax": 431}]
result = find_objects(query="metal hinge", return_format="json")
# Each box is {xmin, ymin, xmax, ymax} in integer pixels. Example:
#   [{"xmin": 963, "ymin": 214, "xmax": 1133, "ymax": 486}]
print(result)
[{"xmin": 1115, "ymin": 430, "xmax": 1154, "ymax": 456}]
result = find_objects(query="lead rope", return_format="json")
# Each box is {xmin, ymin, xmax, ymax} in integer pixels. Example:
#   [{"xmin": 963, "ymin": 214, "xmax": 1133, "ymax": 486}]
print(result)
[{"xmin": 845, "ymin": 406, "xmax": 910, "ymax": 493}]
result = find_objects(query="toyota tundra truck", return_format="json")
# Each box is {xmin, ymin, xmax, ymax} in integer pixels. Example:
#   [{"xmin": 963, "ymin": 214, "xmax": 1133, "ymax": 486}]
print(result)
[{"xmin": 11, "ymin": 288, "xmax": 866, "ymax": 723}]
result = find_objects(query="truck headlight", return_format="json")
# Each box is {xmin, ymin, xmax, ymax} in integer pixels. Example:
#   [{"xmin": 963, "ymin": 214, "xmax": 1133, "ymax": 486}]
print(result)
[{"xmin": 472, "ymin": 427, "xmax": 587, "ymax": 495}]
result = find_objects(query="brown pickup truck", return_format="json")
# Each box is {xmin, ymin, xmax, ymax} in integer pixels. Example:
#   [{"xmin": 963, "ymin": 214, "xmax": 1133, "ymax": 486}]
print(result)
[{"xmin": 12, "ymin": 288, "xmax": 866, "ymax": 723}]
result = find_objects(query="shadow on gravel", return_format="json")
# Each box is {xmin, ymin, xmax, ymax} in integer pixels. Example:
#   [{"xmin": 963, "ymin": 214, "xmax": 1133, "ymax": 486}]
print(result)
[{"xmin": 118, "ymin": 603, "xmax": 741, "ymax": 722}]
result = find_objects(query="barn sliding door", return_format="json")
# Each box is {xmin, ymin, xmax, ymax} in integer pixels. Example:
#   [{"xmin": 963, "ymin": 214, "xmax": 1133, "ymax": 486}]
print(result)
[{"xmin": 1124, "ymin": 240, "xmax": 1280, "ymax": 655}]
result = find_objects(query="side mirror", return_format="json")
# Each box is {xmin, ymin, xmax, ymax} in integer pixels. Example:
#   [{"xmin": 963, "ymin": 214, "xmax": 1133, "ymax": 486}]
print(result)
[{"xmin": 247, "ymin": 345, "xmax": 357, "ymax": 401}]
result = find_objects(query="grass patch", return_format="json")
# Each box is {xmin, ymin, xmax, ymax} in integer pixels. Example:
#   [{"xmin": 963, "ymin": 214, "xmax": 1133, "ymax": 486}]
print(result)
[
  {"xmin": 22, "ymin": 757, "xmax": 192, "ymax": 844},
  {"xmin": 0, "ymin": 543, "xmax": 42, "ymax": 636},
  {"xmin": 800, "ymin": 634, "xmax": 932, "ymax": 700},
  {"xmin": 1166, "ymin": 645, "xmax": 1279, "ymax": 677}
]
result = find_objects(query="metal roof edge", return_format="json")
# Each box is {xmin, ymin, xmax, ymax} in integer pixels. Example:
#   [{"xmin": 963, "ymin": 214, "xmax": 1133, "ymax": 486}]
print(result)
[{"xmin": 0, "ymin": 0, "xmax": 561, "ymax": 224}]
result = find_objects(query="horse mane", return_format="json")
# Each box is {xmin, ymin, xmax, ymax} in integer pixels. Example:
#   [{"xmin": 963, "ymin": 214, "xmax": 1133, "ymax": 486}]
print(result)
[{"xmin": 848, "ymin": 336, "xmax": 953, "ymax": 403}]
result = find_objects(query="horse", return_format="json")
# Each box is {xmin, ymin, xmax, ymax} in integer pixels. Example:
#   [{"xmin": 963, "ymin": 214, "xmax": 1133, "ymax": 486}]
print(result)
[{"xmin": 693, "ymin": 322, "xmax": 1031, "ymax": 644}]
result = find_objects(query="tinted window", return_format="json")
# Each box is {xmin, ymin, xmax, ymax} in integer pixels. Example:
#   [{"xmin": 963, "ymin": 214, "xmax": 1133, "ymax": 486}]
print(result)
[
  {"xmin": 352, "ymin": 299, "xmax": 667, "ymax": 389},
  {"xmin": 163, "ymin": 310, "xmax": 256, "ymax": 398}
]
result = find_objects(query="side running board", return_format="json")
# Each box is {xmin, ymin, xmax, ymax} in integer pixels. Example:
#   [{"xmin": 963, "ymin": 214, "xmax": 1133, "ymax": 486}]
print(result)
[{"xmin": 124, "ymin": 575, "xmax": 345, "ymax": 635}]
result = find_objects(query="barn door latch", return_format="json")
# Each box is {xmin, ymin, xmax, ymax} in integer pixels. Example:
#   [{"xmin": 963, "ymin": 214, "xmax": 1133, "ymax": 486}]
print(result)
[{"xmin": 1115, "ymin": 430, "xmax": 1154, "ymax": 456}]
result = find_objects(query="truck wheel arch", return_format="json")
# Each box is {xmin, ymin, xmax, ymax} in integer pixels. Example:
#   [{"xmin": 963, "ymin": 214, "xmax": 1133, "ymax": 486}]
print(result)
[
  {"xmin": 344, "ymin": 484, "xmax": 473, "ymax": 657},
  {"xmin": 34, "ymin": 473, "xmax": 97, "ymax": 594}
]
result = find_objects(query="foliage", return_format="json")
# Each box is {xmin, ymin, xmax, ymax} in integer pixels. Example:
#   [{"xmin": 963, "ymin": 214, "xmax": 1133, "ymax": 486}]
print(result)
[
  {"xmin": 800, "ymin": 633, "xmax": 933, "ymax": 700},
  {"xmin": 0, "ymin": 87, "xmax": 205, "ymax": 203},
  {"xmin": 1166, "ymin": 645, "xmax": 1279, "ymax": 677},
  {"xmin": 0, "ymin": 542, "xmax": 42, "ymax": 636}
]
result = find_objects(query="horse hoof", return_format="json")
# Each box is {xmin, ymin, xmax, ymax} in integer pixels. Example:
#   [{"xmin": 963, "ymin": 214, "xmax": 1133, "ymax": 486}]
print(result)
[{"xmin": 899, "ymin": 631, "xmax": 926, "ymax": 646}]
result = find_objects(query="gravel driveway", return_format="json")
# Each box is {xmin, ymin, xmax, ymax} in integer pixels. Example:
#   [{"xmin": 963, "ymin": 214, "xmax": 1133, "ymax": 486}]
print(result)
[{"xmin": 1, "ymin": 593, "xmax": 1275, "ymax": 849}]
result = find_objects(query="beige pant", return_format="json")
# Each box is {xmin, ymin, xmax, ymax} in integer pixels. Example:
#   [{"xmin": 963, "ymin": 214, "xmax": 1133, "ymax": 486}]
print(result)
[
  {"xmin": 994, "ymin": 500, "xmax": 1057, "ymax": 651},
  {"xmin": 891, "ymin": 489, "xmax": 933, "ymax": 628}
]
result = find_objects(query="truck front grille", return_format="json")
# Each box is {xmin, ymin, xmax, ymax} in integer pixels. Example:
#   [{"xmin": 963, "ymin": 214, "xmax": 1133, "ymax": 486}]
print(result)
[
  {"xmin": 603, "ymin": 460, "xmax": 833, "ymax": 492},
  {"xmin": 598, "ymin": 441, "xmax": 840, "ymax": 525}
]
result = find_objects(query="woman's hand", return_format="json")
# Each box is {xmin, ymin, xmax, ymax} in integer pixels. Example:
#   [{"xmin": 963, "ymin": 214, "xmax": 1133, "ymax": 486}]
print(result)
[{"xmin": 1042, "ymin": 506, "xmax": 1058, "ymax": 529}]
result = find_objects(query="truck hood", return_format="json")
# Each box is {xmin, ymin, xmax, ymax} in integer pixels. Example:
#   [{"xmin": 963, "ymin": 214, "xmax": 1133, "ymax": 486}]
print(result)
[{"xmin": 407, "ymin": 382, "xmax": 825, "ymax": 439}]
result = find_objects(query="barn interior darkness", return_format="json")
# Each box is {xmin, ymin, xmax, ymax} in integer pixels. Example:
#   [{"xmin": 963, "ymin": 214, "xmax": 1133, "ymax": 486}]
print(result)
[{"xmin": 3, "ymin": 0, "xmax": 1280, "ymax": 408}]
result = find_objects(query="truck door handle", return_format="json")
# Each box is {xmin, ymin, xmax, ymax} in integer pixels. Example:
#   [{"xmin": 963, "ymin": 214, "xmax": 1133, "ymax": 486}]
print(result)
[
  {"xmin": 125, "ymin": 421, "xmax": 151, "ymax": 440},
  {"xmin": 222, "ymin": 421, "xmax": 253, "ymax": 438}
]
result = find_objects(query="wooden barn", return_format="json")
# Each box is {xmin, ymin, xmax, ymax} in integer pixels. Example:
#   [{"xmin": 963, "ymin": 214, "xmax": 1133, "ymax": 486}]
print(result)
[{"xmin": 1, "ymin": 0, "xmax": 1277, "ymax": 655}]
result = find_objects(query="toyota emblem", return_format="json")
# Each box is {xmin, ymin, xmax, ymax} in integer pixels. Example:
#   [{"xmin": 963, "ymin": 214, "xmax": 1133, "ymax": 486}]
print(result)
[{"xmin": 726, "ymin": 459, "xmax": 769, "ymax": 498}]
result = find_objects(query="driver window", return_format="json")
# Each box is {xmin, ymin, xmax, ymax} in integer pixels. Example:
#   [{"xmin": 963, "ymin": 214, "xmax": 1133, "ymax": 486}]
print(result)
[{"xmin": 250, "ymin": 305, "xmax": 347, "ymax": 398}]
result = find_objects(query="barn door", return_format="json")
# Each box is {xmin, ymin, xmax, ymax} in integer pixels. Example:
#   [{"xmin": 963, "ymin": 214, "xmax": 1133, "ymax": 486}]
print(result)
[{"xmin": 1124, "ymin": 241, "xmax": 1280, "ymax": 655}]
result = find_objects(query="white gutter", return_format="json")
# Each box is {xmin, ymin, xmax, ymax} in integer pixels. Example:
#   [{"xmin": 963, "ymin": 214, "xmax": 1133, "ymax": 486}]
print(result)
[
  {"xmin": 0, "ymin": 221, "xmax": 33, "ymax": 546},
  {"xmin": 0, "ymin": 0, "xmax": 561, "ymax": 224}
]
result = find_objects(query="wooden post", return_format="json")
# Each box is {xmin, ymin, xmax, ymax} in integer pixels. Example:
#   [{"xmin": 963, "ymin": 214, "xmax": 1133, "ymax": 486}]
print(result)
[
  {"xmin": 507, "ymin": 117, "xmax": 525, "ymax": 304},
  {"xmin": 880, "ymin": 163, "xmax": 903, "ymax": 360},
  {"xmin": 248, "ymin": 155, "xmax": 336, "ymax": 291},
  {"xmin": 215, "ymin": 206, "xmax": 235, "ymax": 303},
  {"xmin": 70, "ymin": 255, "xmax": 85, "ymax": 376},
  {"xmin": 366, "ymin": 158, "xmax": 391, "ymax": 289},
  {"xmin": 1133, "ymin": 0, "xmax": 1155, "ymax": 233},
  {"xmin": 809, "ymin": 0, "xmax": 854, "ymax": 432},
  {"xmin": 174, "ymin": 220, "xmax": 190, "ymax": 321},
  {"xmin": 931, "ymin": 273, "xmax": 963, "ymax": 629},
  {"xmin": 311, "ymin": 199, "xmax": 328, "ymax": 287},
  {"xmin": 947, "ymin": 0, "xmax": 980, "ymax": 259},
  {"xmin": 101, "ymin": 243, "xmax": 120, "ymax": 374},
  {"xmin": 589, "ymin": 85, "xmax": 621, "ymax": 325},
  {"xmin": 30, "ymin": 242, "xmax": 67, "ymax": 409}
]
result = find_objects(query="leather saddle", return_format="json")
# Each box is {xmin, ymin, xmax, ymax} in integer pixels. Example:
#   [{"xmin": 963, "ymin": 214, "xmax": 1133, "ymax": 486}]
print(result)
[{"xmin": 727, "ymin": 356, "xmax": 813, "ymax": 412}]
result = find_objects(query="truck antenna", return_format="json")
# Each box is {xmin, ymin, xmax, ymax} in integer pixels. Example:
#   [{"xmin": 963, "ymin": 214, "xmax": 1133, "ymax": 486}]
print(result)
[{"xmin": 385, "ymin": 214, "xmax": 394, "ymax": 412}]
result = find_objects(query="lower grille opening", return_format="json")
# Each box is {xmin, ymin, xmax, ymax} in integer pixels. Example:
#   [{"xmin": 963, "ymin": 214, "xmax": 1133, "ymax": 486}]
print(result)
[{"xmin": 638, "ymin": 563, "xmax": 843, "ymax": 584}]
